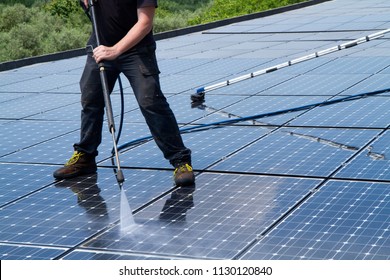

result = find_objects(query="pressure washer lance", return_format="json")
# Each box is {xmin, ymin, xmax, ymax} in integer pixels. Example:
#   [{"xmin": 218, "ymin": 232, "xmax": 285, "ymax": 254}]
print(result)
[
  {"xmin": 88, "ymin": 0, "xmax": 124, "ymax": 185},
  {"xmin": 191, "ymin": 28, "xmax": 390, "ymax": 103}
]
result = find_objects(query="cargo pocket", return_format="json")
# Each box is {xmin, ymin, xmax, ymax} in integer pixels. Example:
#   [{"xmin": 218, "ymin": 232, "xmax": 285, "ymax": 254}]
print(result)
[{"xmin": 137, "ymin": 46, "xmax": 161, "ymax": 76}]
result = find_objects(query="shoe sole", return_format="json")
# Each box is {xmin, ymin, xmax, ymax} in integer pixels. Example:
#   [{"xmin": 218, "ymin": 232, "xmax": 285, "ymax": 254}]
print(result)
[{"xmin": 53, "ymin": 168, "xmax": 97, "ymax": 180}]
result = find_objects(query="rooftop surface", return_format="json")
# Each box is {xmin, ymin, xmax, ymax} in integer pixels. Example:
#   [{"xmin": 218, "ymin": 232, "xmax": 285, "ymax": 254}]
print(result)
[{"xmin": 0, "ymin": 0, "xmax": 389, "ymax": 260}]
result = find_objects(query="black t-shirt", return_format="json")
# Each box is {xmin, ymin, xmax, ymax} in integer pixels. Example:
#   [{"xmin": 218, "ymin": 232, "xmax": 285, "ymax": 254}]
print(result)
[{"xmin": 94, "ymin": 0, "xmax": 157, "ymax": 49}]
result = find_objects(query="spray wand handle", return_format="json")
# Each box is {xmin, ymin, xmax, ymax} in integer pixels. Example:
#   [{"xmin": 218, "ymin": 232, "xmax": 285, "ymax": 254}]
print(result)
[{"xmin": 88, "ymin": 0, "xmax": 125, "ymax": 186}]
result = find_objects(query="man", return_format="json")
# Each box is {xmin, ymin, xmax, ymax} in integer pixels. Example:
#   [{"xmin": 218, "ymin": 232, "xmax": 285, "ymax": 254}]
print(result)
[{"xmin": 53, "ymin": 0, "xmax": 195, "ymax": 187}]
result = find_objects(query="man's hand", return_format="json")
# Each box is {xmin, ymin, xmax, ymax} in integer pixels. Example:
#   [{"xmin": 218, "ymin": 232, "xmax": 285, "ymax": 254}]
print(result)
[
  {"xmin": 93, "ymin": 45, "xmax": 120, "ymax": 63},
  {"xmin": 83, "ymin": 0, "xmax": 89, "ymax": 8},
  {"xmin": 90, "ymin": 5, "xmax": 155, "ymax": 63}
]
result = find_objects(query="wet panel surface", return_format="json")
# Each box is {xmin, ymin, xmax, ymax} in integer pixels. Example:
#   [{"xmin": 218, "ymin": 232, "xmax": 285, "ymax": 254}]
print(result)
[
  {"xmin": 0, "ymin": 169, "xmax": 174, "ymax": 249},
  {"xmin": 82, "ymin": 174, "xmax": 322, "ymax": 259}
]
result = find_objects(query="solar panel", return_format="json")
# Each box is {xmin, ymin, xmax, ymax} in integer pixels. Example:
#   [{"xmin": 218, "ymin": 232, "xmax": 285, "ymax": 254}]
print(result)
[
  {"xmin": 0, "ymin": 121, "xmax": 79, "ymax": 158},
  {"xmin": 116, "ymin": 125, "xmax": 270, "ymax": 170},
  {"xmin": 81, "ymin": 173, "xmax": 322, "ymax": 259},
  {"xmin": 0, "ymin": 244, "xmax": 65, "ymax": 260},
  {"xmin": 341, "ymin": 74, "xmax": 390, "ymax": 95},
  {"xmin": 0, "ymin": 0, "xmax": 389, "ymax": 261},
  {"xmin": 240, "ymin": 180, "xmax": 390, "ymax": 260},
  {"xmin": 211, "ymin": 128, "xmax": 379, "ymax": 177},
  {"xmin": 0, "ymin": 164, "xmax": 55, "ymax": 206},
  {"xmin": 289, "ymin": 96, "xmax": 390, "ymax": 128},
  {"xmin": 335, "ymin": 130, "xmax": 390, "ymax": 181},
  {"xmin": 0, "ymin": 170, "xmax": 174, "ymax": 247},
  {"xmin": 62, "ymin": 250, "xmax": 167, "ymax": 260},
  {"xmin": 0, "ymin": 94, "xmax": 79, "ymax": 119},
  {"xmin": 309, "ymin": 56, "xmax": 390, "ymax": 74}
]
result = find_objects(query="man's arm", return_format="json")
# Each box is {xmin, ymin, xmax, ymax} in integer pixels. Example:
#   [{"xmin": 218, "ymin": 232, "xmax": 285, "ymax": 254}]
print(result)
[{"xmin": 93, "ymin": 6, "xmax": 155, "ymax": 63}]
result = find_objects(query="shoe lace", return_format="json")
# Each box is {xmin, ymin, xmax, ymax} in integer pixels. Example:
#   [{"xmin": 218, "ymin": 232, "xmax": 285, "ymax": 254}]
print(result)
[
  {"xmin": 65, "ymin": 151, "xmax": 84, "ymax": 166},
  {"xmin": 174, "ymin": 163, "xmax": 193, "ymax": 176}
]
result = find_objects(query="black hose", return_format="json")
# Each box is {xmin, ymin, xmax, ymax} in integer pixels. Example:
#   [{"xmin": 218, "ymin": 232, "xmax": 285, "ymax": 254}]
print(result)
[
  {"xmin": 112, "ymin": 76, "xmax": 125, "ymax": 155},
  {"xmin": 117, "ymin": 87, "xmax": 390, "ymax": 151}
]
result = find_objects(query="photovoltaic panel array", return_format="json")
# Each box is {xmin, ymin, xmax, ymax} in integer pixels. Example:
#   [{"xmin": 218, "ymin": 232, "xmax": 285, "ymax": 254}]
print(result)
[{"xmin": 0, "ymin": 0, "xmax": 389, "ymax": 260}]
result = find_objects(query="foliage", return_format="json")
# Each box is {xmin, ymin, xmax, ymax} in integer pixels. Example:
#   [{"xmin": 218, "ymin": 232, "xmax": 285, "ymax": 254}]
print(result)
[
  {"xmin": 0, "ymin": 0, "xmax": 46, "ymax": 7},
  {"xmin": 154, "ymin": 0, "xmax": 210, "ymax": 33},
  {"xmin": 0, "ymin": 1, "xmax": 90, "ymax": 62},
  {"xmin": 44, "ymin": 0, "xmax": 83, "ymax": 19},
  {"xmin": 189, "ymin": 0, "xmax": 306, "ymax": 25},
  {"xmin": 0, "ymin": 4, "xmax": 32, "ymax": 32}
]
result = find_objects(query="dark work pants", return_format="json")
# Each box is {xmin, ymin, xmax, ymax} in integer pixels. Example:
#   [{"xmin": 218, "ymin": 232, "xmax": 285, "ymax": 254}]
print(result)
[{"xmin": 74, "ymin": 43, "xmax": 191, "ymax": 167}]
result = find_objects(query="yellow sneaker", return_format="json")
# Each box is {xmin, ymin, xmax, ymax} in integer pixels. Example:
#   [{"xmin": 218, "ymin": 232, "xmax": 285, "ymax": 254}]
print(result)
[
  {"xmin": 53, "ymin": 151, "xmax": 97, "ymax": 179},
  {"xmin": 173, "ymin": 163, "xmax": 195, "ymax": 186}
]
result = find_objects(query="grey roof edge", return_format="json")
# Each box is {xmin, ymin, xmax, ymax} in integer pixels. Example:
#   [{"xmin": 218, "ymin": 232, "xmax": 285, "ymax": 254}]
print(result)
[{"xmin": 0, "ymin": 0, "xmax": 331, "ymax": 72}]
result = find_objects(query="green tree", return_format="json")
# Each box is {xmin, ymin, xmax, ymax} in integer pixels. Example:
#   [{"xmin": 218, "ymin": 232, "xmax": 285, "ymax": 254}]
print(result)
[
  {"xmin": 0, "ymin": 1, "xmax": 90, "ymax": 62},
  {"xmin": 190, "ymin": 0, "xmax": 305, "ymax": 24},
  {"xmin": 44, "ymin": 0, "xmax": 84, "ymax": 20},
  {"xmin": 0, "ymin": 4, "xmax": 32, "ymax": 32}
]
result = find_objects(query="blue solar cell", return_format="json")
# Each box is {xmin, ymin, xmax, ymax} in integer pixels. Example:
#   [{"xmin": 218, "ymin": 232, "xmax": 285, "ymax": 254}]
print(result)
[
  {"xmin": 114, "ymin": 125, "xmax": 270, "ymax": 169},
  {"xmin": 341, "ymin": 74, "xmax": 390, "ymax": 95},
  {"xmin": 335, "ymin": 130, "xmax": 390, "ymax": 180},
  {"xmin": 310, "ymin": 56, "xmax": 390, "ymax": 74},
  {"xmin": 290, "ymin": 96, "xmax": 390, "ymax": 128},
  {"xmin": 0, "ymin": 94, "xmax": 79, "ymax": 119},
  {"xmin": 240, "ymin": 180, "xmax": 390, "ymax": 260},
  {"xmin": 211, "ymin": 128, "xmax": 379, "ymax": 177},
  {"xmin": 0, "ymin": 244, "xmax": 65, "ymax": 260},
  {"xmin": 161, "ymin": 73, "xmax": 228, "ymax": 94},
  {"xmin": 0, "ymin": 121, "xmax": 79, "ymax": 158},
  {"xmin": 0, "ymin": 122, "xmax": 151, "ymax": 165},
  {"xmin": 0, "ymin": 73, "xmax": 38, "ymax": 86},
  {"xmin": 0, "ymin": 170, "xmax": 174, "ymax": 249},
  {"xmin": 0, "ymin": 164, "xmax": 54, "ymax": 206},
  {"xmin": 0, "ymin": 74, "xmax": 80, "ymax": 93},
  {"xmin": 194, "ymin": 95, "xmax": 330, "ymax": 126},
  {"xmin": 81, "ymin": 173, "xmax": 321, "ymax": 259},
  {"xmin": 258, "ymin": 74, "xmax": 370, "ymax": 96},
  {"xmin": 202, "ymin": 73, "xmax": 296, "ymax": 96}
]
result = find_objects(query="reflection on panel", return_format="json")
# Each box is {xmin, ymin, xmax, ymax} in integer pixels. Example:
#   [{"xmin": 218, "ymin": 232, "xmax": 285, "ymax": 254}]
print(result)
[
  {"xmin": 335, "ymin": 131, "xmax": 390, "ymax": 181},
  {"xmin": 0, "ymin": 174, "xmax": 114, "ymax": 246},
  {"xmin": 211, "ymin": 128, "xmax": 379, "ymax": 177},
  {"xmin": 240, "ymin": 180, "xmax": 390, "ymax": 260},
  {"xmin": 290, "ymin": 96, "xmax": 390, "ymax": 128},
  {"xmin": 62, "ymin": 250, "xmax": 169, "ymax": 260},
  {"xmin": 116, "ymin": 126, "xmax": 269, "ymax": 169},
  {"xmin": 82, "ymin": 173, "xmax": 321, "ymax": 259},
  {"xmin": 0, "ymin": 169, "xmax": 174, "ymax": 249},
  {"xmin": 193, "ymin": 95, "xmax": 329, "ymax": 126}
]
